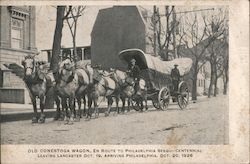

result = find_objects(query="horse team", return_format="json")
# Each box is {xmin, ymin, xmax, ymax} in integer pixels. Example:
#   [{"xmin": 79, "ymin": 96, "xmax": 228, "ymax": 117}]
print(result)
[{"xmin": 22, "ymin": 55, "xmax": 147, "ymax": 124}]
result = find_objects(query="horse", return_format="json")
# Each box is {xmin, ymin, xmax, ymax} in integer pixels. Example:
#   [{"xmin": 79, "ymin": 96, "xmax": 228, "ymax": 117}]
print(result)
[
  {"xmin": 113, "ymin": 70, "xmax": 148, "ymax": 113},
  {"xmin": 22, "ymin": 55, "xmax": 60, "ymax": 123},
  {"xmin": 56, "ymin": 59, "xmax": 90, "ymax": 124},
  {"xmin": 85, "ymin": 66, "xmax": 120, "ymax": 119}
]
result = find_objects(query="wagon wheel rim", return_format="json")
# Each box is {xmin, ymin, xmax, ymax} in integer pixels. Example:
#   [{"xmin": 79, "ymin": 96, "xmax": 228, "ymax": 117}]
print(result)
[
  {"xmin": 177, "ymin": 83, "xmax": 189, "ymax": 109},
  {"xmin": 158, "ymin": 87, "xmax": 170, "ymax": 110}
]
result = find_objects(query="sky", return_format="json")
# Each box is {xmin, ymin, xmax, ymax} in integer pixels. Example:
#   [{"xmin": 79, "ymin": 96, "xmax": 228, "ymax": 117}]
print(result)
[
  {"xmin": 35, "ymin": 6, "xmax": 228, "ymax": 51},
  {"xmin": 36, "ymin": 6, "xmax": 111, "ymax": 51}
]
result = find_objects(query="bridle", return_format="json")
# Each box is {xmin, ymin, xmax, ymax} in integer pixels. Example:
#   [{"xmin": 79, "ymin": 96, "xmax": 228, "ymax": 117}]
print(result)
[
  {"xmin": 59, "ymin": 68, "xmax": 74, "ymax": 84},
  {"xmin": 23, "ymin": 58, "xmax": 36, "ymax": 76}
]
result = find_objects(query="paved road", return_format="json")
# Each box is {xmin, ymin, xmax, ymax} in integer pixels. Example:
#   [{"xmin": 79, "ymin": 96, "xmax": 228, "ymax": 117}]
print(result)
[{"xmin": 1, "ymin": 95, "xmax": 228, "ymax": 145}]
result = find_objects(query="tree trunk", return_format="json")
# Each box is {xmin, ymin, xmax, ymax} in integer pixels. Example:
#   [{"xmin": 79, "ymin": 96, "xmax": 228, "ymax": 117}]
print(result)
[
  {"xmin": 223, "ymin": 79, "xmax": 228, "ymax": 95},
  {"xmin": 192, "ymin": 61, "xmax": 198, "ymax": 100},
  {"xmin": 192, "ymin": 77, "xmax": 197, "ymax": 100},
  {"xmin": 213, "ymin": 61, "xmax": 219, "ymax": 97},
  {"xmin": 214, "ymin": 75, "xmax": 218, "ymax": 97},
  {"xmin": 153, "ymin": 6, "xmax": 157, "ymax": 55},
  {"xmin": 72, "ymin": 17, "xmax": 78, "ymax": 63},
  {"xmin": 223, "ymin": 67, "xmax": 229, "ymax": 95},
  {"xmin": 208, "ymin": 60, "xmax": 215, "ymax": 98},
  {"xmin": 73, "ymin": 34, "xmax": 77, "ymax": 63},
  {"xmin": 50, "ymin": 6, "xmax": 65, "ymax": 77}
]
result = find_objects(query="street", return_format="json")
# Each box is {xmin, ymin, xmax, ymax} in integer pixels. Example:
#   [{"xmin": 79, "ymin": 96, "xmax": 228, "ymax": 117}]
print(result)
[{"xmin": 1, "ymin": 95, "xmax": 228, "ymax": 145}]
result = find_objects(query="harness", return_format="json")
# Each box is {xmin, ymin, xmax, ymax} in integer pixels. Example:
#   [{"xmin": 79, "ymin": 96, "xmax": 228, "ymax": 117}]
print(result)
[
  {"xmin": 101, "ymin": 77, "xmax": 115, "ymax": 91},
  {"xmin": 59, "ymin": 69, "xmax": 75, "ymax": 84}
]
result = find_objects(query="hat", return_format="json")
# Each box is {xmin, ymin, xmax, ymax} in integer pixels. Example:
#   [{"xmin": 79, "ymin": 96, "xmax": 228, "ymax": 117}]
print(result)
[
  {"xmin": 174, "ymin": 64, "xmax": 178, "ymax": 66},
  {"xmin": 131, "ymin": 58, "xmax": 136, "ymax": 62}
]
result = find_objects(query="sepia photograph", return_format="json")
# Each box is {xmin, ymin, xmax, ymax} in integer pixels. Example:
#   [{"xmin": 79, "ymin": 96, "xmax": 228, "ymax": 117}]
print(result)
[{"xmin": 0, "ymin": 1, "xmax": 249, "ymax": 164}]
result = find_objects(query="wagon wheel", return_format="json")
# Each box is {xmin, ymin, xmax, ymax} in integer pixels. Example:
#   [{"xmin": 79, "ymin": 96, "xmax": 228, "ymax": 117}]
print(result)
[
  {"xmin": 177, "ymin": 82, "xmax": 189, "ymax": 109},
  {"xmin": 158, "ymin": 87, "xmax": 170, "ymax": 110},
  {"xmin": 152, "ymin": 100, "xmax": 160, "ymax": 109}
]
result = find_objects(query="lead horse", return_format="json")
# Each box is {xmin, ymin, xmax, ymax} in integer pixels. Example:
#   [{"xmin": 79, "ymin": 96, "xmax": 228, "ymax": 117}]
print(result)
[{"xmin": 22, "ymin": 55, "xmax": 60, "ymax": 123}]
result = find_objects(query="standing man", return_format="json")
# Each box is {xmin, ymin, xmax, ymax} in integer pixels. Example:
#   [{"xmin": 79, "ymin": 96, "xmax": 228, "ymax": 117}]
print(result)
[
  {"xmin": 171, "ymin": 64, "xmax": 181, "ymax": 92},
  {"xmin": 128, "ymin": 58, "xmax": 141, "ymax": 94}
]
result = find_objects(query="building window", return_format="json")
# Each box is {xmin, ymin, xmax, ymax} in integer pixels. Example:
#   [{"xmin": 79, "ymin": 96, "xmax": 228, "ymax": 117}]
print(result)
[
  {"xmin": 11, "ymin": 18, "xmax": 23, "ymax": 49},
  {"xmin": 198, "ymin": 79, "xmax": 204, "ymax": 87}
]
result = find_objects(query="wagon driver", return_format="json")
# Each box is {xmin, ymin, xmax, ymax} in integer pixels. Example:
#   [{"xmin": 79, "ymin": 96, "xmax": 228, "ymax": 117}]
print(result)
[
  {"xmin": 171, "ymin": 64, "xmax": 181, "ymax": 92},
  {"xmin": 128, "ymin": 58, "xmax": 141, "ymax": 94}
]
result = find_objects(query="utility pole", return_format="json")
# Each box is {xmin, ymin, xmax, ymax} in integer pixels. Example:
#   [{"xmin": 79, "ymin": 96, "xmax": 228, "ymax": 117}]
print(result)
[{"xmin": 153, "ymin": 6, "xmax": 157, "ymax": 55}]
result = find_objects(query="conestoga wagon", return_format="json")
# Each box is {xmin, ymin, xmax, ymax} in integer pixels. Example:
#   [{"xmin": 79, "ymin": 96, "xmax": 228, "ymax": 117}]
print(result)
[{"xmin": 119, "ymin": 49, "xmax": 192, "ymax": 110}]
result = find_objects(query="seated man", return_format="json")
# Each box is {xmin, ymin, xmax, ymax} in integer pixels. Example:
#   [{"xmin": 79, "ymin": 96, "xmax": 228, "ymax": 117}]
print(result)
[{"xmin": 127, "ymin": 58, "xmax": 141, "ymax": 94}]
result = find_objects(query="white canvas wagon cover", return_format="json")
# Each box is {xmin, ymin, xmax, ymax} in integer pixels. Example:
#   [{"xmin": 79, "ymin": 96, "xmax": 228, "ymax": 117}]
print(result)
[
  {"xmin": 119, "ymin": 49, "xmax": 192, "ymax": 76},
  {"xmin": 119, "ymin": 49, "xmax": 192, "ymax": 91}
]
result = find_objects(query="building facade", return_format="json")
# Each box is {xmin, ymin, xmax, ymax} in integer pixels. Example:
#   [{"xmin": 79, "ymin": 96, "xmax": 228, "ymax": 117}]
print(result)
[
  {"xmin": 0, "ymin": 6, "xmax": 37, "ymax": 103},
  {"xmin": 41, "ymin": 46, "xmax": 91, "ymax": 63}
]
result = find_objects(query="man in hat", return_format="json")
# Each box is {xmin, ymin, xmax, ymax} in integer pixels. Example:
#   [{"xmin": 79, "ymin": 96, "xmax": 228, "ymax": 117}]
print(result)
[
  {"xmin": 127, "ymin": 58, "xmax": 141, "ymax": 94},
  {"xmin": 171, "ymin": 64, "xmax": 181, "ymax": 92}
]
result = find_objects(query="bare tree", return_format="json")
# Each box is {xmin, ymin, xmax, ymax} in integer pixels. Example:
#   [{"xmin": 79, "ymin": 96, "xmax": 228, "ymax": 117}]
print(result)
[
  {"xmin": 222, "ymin": 38, "xmax": 229, "ymax": 95},
  {"xmin": 178, "ymin": 12, "xmax": 225, "ymax": 100},
  {"xmin": 222, "ymin": 21, "xmax": 229, "ymax": 95},
  {"xmin": 203, "ymin": 9, "xmax": 229, "ymax": 97},
  {"xmin": 207, "ymin": 39, "xmax": 227, "ymax": 97},
  {"xmin": 152, "ymin": 6, "xmax": 177, "ymax": 60},
  {"xmin": 65, "ymin": 6, "xmax": 86, "ymax": 63},
  {"xmin": 50, "ymin": 6, "xmax": 71, "ymax": 77}
]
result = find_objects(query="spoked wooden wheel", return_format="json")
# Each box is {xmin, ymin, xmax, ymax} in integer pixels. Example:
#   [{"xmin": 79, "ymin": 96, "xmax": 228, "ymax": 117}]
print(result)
[
  {"xmin": 177, "ymin": 82, "xmax": 189, "ymax": 109},
  {"xmin": 152, "ymin": 100, "xmax": 160, "ymax": 110},
  {"xmin": 158, "ymin": 87, "xmax": 170, "ymax": 110}
]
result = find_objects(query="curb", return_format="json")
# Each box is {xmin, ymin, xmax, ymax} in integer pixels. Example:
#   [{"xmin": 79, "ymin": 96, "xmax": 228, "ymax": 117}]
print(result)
[{"xmin": 0, "ymin": 107, "xmax": 129, "ymax": 123}]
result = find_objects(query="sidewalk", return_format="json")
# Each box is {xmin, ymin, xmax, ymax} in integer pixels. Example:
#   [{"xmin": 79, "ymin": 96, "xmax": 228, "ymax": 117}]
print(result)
[
  {"xmin": 0, "ymin": 96, "xmax": 210, "ymax": 123},
  {"xmin": 0, "ymin": 100, "xmax": 130, "ymax": 122}
]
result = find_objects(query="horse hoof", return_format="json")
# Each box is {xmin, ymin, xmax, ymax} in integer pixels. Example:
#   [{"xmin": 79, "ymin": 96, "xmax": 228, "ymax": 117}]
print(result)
[
  {"xmin": 74, "ymin": 117, "xmax": 80, "ymax": 122},
  {"xmin": 31, "ymin": 117, "xmax": 38, "ymax": 124},
  {"xmin": 64, "ymin": 118, "xmax": 69, "ymax": 125},
  {"xmin": 68, "ymin": 121, "xmax": 74, "ymax": 125},
  {"xmin": 58, "ymin": 117, "xmax": 64, "ymax": 121},
  {"xmin": 59, "ymin": 115, "xmax": 65, "ymax": 121},
  {"xmin": 53, "ymin": 115, "xmax": 60, "ymax": 121},
  {"xmin": 38, "ymin": 119, "xmax": 45, "ymax": 124}
]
